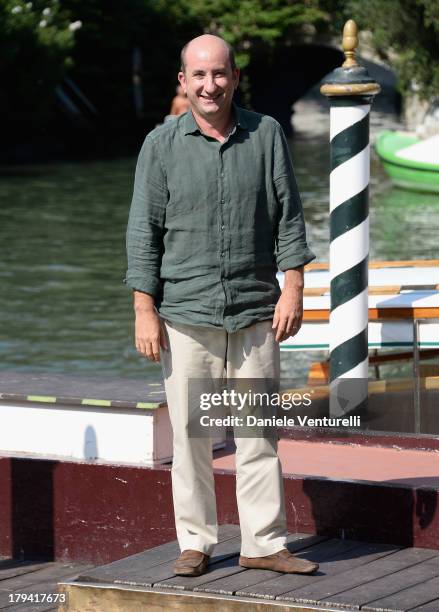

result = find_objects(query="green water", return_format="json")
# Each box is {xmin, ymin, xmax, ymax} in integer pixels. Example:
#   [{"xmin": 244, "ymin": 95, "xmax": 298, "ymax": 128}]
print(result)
[{"xmin": 1, "ymin": 136, "xmax": 438, "ymax": 383}]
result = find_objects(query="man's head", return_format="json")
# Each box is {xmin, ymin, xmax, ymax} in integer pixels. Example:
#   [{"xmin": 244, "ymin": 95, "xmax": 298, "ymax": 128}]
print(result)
[{"xmin": 178, "ymin": 34, "xmax": 240, "ymax": 122}]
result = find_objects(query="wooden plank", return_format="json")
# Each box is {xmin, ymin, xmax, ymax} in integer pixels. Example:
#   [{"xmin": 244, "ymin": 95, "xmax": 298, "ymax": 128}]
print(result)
[
  {"xmin": 275, "ymin": 543, "xmax": 402, "ymax": 606},
  {"xmin": 410, "ymin": 598, "xmax": 439, "ymax": 611},
  {"xmin": 158, "ymin": 555, "xmax": 246, "ymax": 592},
  {"xmin": 0, "ymin": 563, "xmax": 93, "ymax": 592},
  {"xmin": 85, "ymin": 534, "xmax": 242, "ymax": 589},
  {"xmin": 235, "ymin": 538, "xmax": 364, "ymax": 600},
  {"xmin": 311, "ymin": 349, "xmax": 439, "ymax": 370},
  {"xmin": 193, "ymin": 536, "xmax": 326, "ymax": 596},
  {"xmin": 0, "ymin": 561, "xmax": 55, "ymax": 582},
  {"xmin": 304, "ymin": 285, "xmax": 439, "ymax": 297},
  {"xmin": 373, "ymin": 307, "xmax": 439, "ymax": 320},
  {"xmin": 118, "ymin": 535, "xmax": 242, "ymax": 587},
  {"xmin": 362, "ymin": 574, "xmax": 439, "ymax": 612},
  {"xmin": 326, "ymin": 551, "xmax": 439, "ymax": 609},
  {"xmin": 367, "ymin": 260, "xmax": 439, "ymax": 269},
  {"xmin": 282, "ymin": 376, "xmax": 439, "ymax": 402},
  {"xmin": 157, "ymin": 534, "xmax": 326, "ymax": 594},
  {"xmin": 0, "ymin": 372, "xmax": 167, "ymax": 408},
  {"xmin": 276, "ymin": 542, "xmax": 401, "ymax": 605},
  {"xmin": 307, "ymin": 349, "xmax": 439, "ymax": 383},
  {"xmin": 77, "ymin": 524, "xmax": 240, "ymax": 584},
  {"xmin": 0, "ymin": 565, "xmax": 91, "ymax": 611},
  {"xmin": 3, "ymin": 605, "xmax": 57, "ymax": 612},
  {"xmin": 299, "ymin": 547, "xmax": 439, "ymax": 609},
  {"xmin": 306, "ymin": 260, "xmax": 439, "ymax": 270},
  {"xmin": 303, "ymin": 307, "xmax": 439, "ymax": 322},
  {"xmin": 76, "ymin": 540, "xmax": 181, "ymax": 583},
  {"xmin": 369, "ymin": 349, "xmax": 439, "ymax": 364}
]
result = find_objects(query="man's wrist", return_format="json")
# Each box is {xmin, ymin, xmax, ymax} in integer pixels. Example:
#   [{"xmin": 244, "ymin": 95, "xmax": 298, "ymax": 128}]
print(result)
[
  {"xmin": 283, "ymin": 267, "xmax": 304, "ymax": 290},
  {"xmin": 282, "ymin": 284, "xmax": 303, "ymax": 292},
  {"xmin": 135, "ymin": 306, "xmax": 157, "ymax": 315},
  {"xmin": 133, "ymin": 290, "xmax": 156, "ymax": 314}
]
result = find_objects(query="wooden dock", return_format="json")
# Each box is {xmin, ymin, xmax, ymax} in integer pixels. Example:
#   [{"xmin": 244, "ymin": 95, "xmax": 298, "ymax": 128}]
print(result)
[
  {"xmin": 0, "ymin": 559, "xmax": 92, "ymax": 612},
  {"xmin": 55, "ymin": 525, "xmax": 439, "ymax": 611}
]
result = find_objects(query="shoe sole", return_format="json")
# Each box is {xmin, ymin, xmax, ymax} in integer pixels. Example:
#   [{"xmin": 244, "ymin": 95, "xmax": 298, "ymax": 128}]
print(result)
[{"xmin": 239, "ymin": 561, "xmax": 319, "ymax": 574}]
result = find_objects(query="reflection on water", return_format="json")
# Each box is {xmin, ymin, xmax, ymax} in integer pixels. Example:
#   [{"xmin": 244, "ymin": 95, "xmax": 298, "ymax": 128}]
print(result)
[{"xmin": 1, "ymin": 128, "xmax": 438, "ymax": 383}]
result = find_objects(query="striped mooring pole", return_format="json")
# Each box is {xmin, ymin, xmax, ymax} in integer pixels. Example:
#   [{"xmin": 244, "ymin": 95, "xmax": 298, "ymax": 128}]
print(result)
[{"xmin": 320, "ymin": 20, "xmax": 380, "ymax": 416}]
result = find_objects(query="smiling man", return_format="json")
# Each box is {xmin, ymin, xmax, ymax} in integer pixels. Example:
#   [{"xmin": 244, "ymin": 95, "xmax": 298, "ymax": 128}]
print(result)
[{"xmin": 124, "ymin": 34, "xmax": 317, "ymax": 577}]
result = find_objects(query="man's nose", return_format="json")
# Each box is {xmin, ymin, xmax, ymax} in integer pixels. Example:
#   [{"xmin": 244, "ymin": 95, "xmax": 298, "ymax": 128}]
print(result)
[{"xmin": 203, "ymin": 75, "xmax": 217, "ymax": 93}]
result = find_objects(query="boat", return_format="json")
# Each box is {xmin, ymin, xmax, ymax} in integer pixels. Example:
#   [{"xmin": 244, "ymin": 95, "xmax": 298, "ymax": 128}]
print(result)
[
  {"xmin": 278, "ymin": 259, "xmax": 439, "ymax": 394},
  {"xmin": 375, "ymin": 130, "xmax": 439, "ymax": 193},
  {"xmin": 278, "ymin": 259, "xmax": 439, "ymax": 353}
]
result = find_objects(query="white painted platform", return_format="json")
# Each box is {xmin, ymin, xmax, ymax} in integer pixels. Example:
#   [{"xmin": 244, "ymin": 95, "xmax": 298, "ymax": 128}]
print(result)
[
  {"xmin": 280, "ymin": 320, "xmax": 439, "ymax": 351},
  {"xmin": 0, "ymin": 373, "xmax": 225, "ymax": 466},
  {"xmin": 298, "ymin": 265, "xmax": 439, "ymax": 289},
  {"xmin": 0, "ymin": 400, "xmax": 175, "ymax": 465}
]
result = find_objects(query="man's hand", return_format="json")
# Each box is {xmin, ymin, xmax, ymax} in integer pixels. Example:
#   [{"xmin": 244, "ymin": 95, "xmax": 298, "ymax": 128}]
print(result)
[
  {"xmin": 272, "ymin": 267, "xmax": 304, "ymax": 343},
  {"xmin": 133, "ymin": 291, "xmax": 168, "ymax": 362}
]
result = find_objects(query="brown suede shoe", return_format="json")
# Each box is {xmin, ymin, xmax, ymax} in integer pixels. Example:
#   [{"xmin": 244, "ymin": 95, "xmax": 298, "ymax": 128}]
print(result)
[
  {"xmin": 239, "ymin": 548, "xmax": 319, "ymax": 574},
  {"xmin": 173, "ymin": 549, "xmax": 210, "ymax": 576}
]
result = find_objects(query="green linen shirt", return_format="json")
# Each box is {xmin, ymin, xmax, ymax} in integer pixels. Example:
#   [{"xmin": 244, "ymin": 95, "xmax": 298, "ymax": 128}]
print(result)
[{"xmin": 124, "ymin": 104, "xmax": 315, "ymax": 332}]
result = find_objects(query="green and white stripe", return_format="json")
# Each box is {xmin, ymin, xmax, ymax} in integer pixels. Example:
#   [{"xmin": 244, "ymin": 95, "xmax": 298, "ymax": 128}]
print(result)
[{"xmin": 329, "ymin": 98, "xmax": 371, "ymax": 413}]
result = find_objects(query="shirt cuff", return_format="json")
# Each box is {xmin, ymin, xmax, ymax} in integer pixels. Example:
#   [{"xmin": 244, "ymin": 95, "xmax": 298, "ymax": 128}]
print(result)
[
  {"xmin": 122, "ymin": 274, "xmax": 161, "ymax": 297},
  {"xmin": 277, "ymin": 247, "xmax": 316, "ymax": 272}
]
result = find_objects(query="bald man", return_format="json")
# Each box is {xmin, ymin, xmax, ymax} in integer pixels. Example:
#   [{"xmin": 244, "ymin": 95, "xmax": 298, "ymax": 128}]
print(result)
[{"xmin": 125, "ymin": 34, "xmax": 317, "ymax": 577}]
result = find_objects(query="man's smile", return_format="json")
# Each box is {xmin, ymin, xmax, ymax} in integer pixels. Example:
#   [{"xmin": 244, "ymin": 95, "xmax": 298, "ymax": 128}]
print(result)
[{"xmin": 200, "ymin": 94, "xmax": 222, "ymax": 101}]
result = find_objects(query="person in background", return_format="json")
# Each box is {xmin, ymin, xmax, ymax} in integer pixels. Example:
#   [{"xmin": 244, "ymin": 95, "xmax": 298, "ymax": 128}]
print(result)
[{"xmin": 169, "ymin": 84, "xmax": 190, "ymax": 116}]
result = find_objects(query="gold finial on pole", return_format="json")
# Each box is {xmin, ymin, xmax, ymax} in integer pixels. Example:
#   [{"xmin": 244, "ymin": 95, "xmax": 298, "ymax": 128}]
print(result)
[
  {"xmin": 342, "ymin": 19, "xmax": 358, "ymax": 68},
  {"xmin": 320, "ymin": 18, "xmax": 381, "ymax": 96}
]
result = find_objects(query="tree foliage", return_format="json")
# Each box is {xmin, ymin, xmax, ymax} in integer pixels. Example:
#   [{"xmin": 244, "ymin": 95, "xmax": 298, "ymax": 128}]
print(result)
[
  {"xmin": 164, "ymin": 0, "xmax": 328, "ymax": 102},
  {"xmin": 59, "ymin": 0, "xmax": 198, "ymax": 147},
  {"xmin": 347, "ymin": 0, "xmax": 439, "ymax": 101},
  {"xmin": 0, "ymin": 0, "xmax": 78, "ymax": 143},
  {"xmin": 2, "ymin": 0, "xmax": 439, "ymax": 158},
  {"xmin": 166, "ymin": 0, "xmax": 327, "ymax": 69}
]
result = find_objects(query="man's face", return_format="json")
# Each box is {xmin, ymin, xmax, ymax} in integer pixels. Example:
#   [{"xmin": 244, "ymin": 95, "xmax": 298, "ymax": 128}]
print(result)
[{"xmin": 178, "ymin": 40, "xmax": 239, "ymax": 121}]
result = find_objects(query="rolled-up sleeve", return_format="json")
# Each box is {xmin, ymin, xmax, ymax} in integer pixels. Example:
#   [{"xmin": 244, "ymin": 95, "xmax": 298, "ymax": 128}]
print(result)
[
  {"xmin": 273, "ymin": 123, "xmax": 316, "ymax": 271},
  {"xmin": 123, "ymin": 135, "xmax": 167, "ymax": 297}
]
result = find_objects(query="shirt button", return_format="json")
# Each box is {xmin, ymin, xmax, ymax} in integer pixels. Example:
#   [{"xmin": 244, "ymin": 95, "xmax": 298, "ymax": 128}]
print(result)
[
  {"xmin": 221, "ymin": 225, "xmax": 225, "ymax": 230},
  {"xmin": 221, "ymin": 199, "xmax": 225, "ymax": 204}
]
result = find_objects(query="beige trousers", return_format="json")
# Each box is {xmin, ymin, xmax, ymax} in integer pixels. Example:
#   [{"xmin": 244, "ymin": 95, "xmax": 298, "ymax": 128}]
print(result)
[{"xmin": 161, "ymin": 318, "xmax": 288, "ymax": 557}]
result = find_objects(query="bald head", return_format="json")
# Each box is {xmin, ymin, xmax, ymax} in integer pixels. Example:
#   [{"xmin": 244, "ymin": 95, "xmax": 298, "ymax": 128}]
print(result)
[
  {"xmin": 180, "ymin": 34, "xmax": 236, "ymax": 74},
  {"xmin": 178, "ymin": 33, "xmax": 239, "ymax": 124}
]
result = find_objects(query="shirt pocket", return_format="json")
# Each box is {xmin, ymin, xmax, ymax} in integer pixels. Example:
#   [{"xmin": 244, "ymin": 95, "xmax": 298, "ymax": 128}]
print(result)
[{"xmin": 166, "ymin": 160, "xmax": 217, "ymax": 217}]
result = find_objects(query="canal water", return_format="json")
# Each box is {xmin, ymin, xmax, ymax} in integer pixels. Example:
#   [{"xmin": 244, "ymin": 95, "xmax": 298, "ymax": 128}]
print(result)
[{"xmin": 1, "ymin": 99, "xmax": 438, "ymax": 385}]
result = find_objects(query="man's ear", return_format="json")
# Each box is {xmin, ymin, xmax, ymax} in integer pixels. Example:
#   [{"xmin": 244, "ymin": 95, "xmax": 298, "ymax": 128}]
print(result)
[
  {"xmin": 178, "ymin": 71, "xmax": 187, "ymax": 93},
  {"xmin": 234, "ymin": 67, "xmax": 240, "ymax": 90}
]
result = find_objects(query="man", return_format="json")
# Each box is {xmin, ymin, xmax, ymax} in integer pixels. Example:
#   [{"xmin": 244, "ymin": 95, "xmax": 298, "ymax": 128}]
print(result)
[{"xmin": 124, "ymin": 34, "xmax": 317, "ymax": 577}]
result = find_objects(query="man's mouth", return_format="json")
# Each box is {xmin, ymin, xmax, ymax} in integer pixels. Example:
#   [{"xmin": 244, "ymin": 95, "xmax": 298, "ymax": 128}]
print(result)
[{"xmin": 200, "ymin": 94, "xmax": 221, "ymax": 102}]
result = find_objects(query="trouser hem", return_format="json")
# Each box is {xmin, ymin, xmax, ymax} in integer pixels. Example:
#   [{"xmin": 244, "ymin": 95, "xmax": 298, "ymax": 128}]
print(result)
[
  {"xmin": 240, "ymin": 537, "xmax": 288, "ymax": 558},
  {"xmin": 178, "ymin": 538, "xmax": 217, "ymax": 556}
]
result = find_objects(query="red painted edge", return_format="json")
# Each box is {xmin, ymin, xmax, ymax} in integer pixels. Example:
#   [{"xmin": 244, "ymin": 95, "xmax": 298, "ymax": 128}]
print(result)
[
  {"xmin": 0, "ymin": 457, "xmax": 438, "ymax": 564},
  {"xmin": 0, "ymin": 459, "xmax": 12, "ymax": 558},
  {"xmin": 277, "ymin": 427, "xmax": 439, "ymax": 451}
]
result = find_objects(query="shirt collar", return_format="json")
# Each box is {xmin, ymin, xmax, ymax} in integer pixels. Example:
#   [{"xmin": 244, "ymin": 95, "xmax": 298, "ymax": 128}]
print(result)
[{"xmin": 183, "ymin": 102, "xmax": 248, "ymax": 135}]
